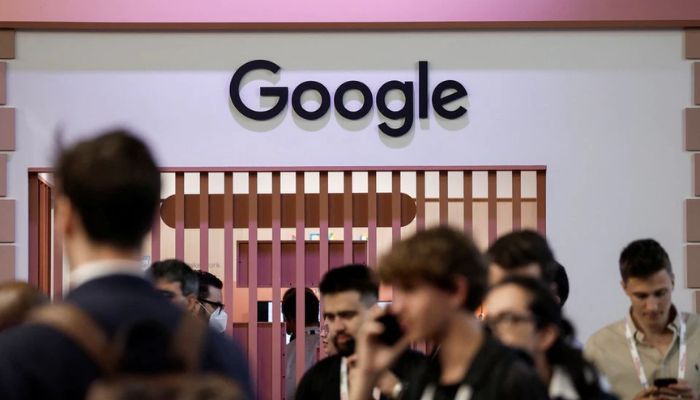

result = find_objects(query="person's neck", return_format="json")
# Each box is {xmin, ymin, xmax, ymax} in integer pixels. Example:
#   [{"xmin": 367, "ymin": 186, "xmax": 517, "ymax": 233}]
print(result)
[
  {"xmin": 67, "ymin": 239, "xmax": 141, "ymax": 271},
  {"xmin": 437, "ymin": 311, "xmax": 484, "ymax": 385},
  {"xmin": 631, "ymin": 307, "xmax": 674, "ymax": 338},
  {"xmin": 533, "ymin": 353, "xmax": 552, "ymax": 386}
]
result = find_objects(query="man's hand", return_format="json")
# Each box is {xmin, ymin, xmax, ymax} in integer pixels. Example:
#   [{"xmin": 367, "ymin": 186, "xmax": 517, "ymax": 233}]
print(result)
[
  {"xmin": 656, "ymin": 380, "xmax": 698, "ymax": 399},
  {"xmin": 348, "ymin": 306, "xmax": 410, "ymax": 400},
  {"xmin": 633, "ymin": 387, "xmax": 657, "ymax": 400}
]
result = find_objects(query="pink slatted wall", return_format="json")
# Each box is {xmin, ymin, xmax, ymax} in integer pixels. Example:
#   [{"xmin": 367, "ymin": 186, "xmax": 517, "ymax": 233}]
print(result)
[{"xmin": 29, "ymin": 166, "xmax": 546, "ymax": 400}]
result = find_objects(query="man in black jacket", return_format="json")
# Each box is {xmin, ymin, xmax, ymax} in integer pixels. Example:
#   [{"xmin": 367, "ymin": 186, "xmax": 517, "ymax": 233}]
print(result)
[
  {"xmin": 295, "ymin": 264, "xmax": 424, "ymax": 400},
  {"xmin": 349, "ymin": 227, "xmax": 548, "ymax": 400},
  {"xmin": 0, "ymin": 129, "xmax": 253, "ymax": 399}
]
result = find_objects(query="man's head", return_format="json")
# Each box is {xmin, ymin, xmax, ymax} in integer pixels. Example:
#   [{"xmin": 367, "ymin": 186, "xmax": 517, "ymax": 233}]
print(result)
[
  {"xmin": 196, "ymin": 271, "xmax": 224, "ymax": 318},
  {"xmin": 619, "ymin": 239, "xmax": 674, "ymax": 329},
  {"xmin": 484, "ymin": 276, "xmax": 560, "ymax": 357},
  {"xmin": 148, "ymin": 259, "xmax": 199, "ymax": 314},
  {"xmin": 319, "ymin": 264, "xmax": 379, "ymax": 357},
  {"xmin": 378, "ymin": 226, "xmax": 486, "ymax": 342},
  {"xmin": 486, "ymin": 230, "xmax": 556, "ymax": 287},
  {"xmin": 54, "ymin": 130, "xmax": 161, "ymax": 263},
  {"xmin": 282, "ymin": 288, "xmax": 320, "ymax": 337}
]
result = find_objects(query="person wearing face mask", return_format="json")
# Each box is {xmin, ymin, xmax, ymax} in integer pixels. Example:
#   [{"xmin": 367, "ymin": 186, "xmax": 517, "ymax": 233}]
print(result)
[{"xmin": 196, "ymin": 271, "xmax": 228, "ymax": 334}]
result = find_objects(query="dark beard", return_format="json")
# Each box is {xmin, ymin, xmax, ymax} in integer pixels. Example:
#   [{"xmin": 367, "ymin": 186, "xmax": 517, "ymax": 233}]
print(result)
[{"xmin": 333, "ymin": 336, "xmax": 356, "ymax": 357}]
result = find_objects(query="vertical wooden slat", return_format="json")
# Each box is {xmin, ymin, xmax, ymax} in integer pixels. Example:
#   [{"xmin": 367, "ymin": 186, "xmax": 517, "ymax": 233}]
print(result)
[
  {"xmin": 439, "ymin": 171, "xmax": 448, "ymax": 225},
  {"xmin": 175, "ymin": 172, "xmax": 185, "ymax": 260},
  {"xmin": 295, "ymin": 172, "xmax": 306, "ymax": 385},
  {"xmin": 27, "ymin": 174, "xmax": 39, "ymax": 288},
  {"xmin": 392, "ymin": 172, "xmax": 401, "ymax": 241},
  {"xmin": 319, "ymin": 172, "xmax": 329, "ymax": 276},
  {"xmin": 224, "ymin": 173, "xmax": 234, "ymax": 335},
  {"xmin": 487, "ymin": 171, "xmax": 497, "ymax": 244},
  {"xmin": 463, "ymin": 171, "xmax": 473, "ymax": 233},
  {"xmin": 319, "ymin": 172, "xmax": 329, "ymax": 361},
  {"xmin": 367, "ymin": 172, "xmax": 377, "ymax": 267},
  {"xmin": 271, "ymin": 172, "xmax": 282, "ymax": 400},
  {"xmin": 38, "ymin": 183, "xmax": 50, "ymax": 294},
  {"xmin": 343, "ymin": 172, "xmax": 353, "ymax": 263},
  {"xmin": 536, "ymin": 170, "xmax": 547, "ymax": 234},
  {"xmin": 416, "ymin": 171, "xmax": 426, "ymax": 231},
  {"xmin": 199, "ymin": 173, "xmax": 209, "ymax": 271},
  {"xmin": 53, "ymin": 193, "xmax": 63, "ymax": 300},
  {"xmin": 151, "ymin": 206, "xmax": 161, "ymax": 263},
  {"xmin": 248, "ymin": 173, "xmax": 259, "ymax": 384},
  {"xmin": 512, "ymin": 171, "xmax": 522, "ymax": 231}
]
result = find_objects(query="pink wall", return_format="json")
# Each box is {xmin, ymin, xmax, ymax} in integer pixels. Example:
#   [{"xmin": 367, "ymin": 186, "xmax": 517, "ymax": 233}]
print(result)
[{"xmin": 0, "ymin": 0, "xmax": 699, "ymax": 28}]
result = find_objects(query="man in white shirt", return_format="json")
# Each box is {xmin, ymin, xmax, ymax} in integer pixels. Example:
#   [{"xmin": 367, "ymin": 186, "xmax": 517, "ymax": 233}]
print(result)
[{"xmin": 283, "ymin": 287, "xmax": 320, "ymax": 399}]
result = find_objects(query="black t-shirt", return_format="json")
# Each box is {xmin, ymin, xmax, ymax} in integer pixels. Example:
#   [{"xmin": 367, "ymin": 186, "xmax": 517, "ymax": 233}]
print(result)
[
  {"xmin": 294, "ymin": 349, "xmax": 427, "ymax": 400},
  {"xmin": 402, "ymin": 336, "xmax": 549, "ymax": 400}
]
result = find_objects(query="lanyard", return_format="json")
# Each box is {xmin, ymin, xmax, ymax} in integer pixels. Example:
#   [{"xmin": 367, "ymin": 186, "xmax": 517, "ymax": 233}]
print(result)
[
  {"xmin": 624, "ymin": 313, "xmax": 687, "ymax": 388},
  {"xmin": 420, "ymin": 384, "xmax": 472, "ymax": 400}
]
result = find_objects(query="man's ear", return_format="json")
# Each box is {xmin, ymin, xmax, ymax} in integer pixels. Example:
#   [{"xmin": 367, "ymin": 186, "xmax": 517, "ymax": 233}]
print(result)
[
  {"xmin": 451, "ymin": 276, "xmax": 469, "ymax": 310},
  {"xmin": 186, "ymin": 294, "xmax": 199, "ymax": 315},
  {"xmin": 55, "ymin": 195, "xmax": 74, "ymax": 237},
  {"xmin": 536, "ymin": 324, "xmax": 559, "ymax": 353}
]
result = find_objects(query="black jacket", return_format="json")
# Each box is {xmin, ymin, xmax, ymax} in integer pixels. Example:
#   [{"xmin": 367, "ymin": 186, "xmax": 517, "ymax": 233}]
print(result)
[
  {"xmin": 295, "ymin": 349, "xmax": 427, "ymax": 400},
  {"xmin": 403, "ymin": 336, "xmax": 549, "ymax": 400},
  {"xmin": 0, "ymin": 274, "xmax": 253, "ymax": 400}
]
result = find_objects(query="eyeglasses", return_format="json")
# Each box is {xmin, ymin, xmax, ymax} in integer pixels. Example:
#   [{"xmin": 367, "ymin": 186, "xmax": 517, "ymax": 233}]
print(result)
[
  {"xmin": 198, "ymin": 298, "xmax": 225, "ymax": 312},
  {"xmin": 484, "ymin": 312, "xmax": 536, "ymax": 330}
]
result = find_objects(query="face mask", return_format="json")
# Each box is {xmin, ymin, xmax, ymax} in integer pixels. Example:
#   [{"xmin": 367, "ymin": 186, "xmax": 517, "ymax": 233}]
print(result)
[{"xmin": 209, "ymin": 307, "xmax": 229, "ymax": 334}]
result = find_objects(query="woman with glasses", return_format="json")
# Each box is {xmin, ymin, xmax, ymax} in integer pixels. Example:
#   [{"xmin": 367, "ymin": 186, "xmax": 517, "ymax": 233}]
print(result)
[{"xmin": 483, "ymin": 276, "xmax": 615, "ymax": 400}]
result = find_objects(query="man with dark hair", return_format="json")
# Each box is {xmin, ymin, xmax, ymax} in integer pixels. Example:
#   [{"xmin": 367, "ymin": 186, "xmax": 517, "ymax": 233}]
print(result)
[
  {"xmin": 0, "ymin": 129, "xmax": 252, "ymax": 399},
  {"xmin": 350, "ymin": 226, "xmax": 547, "ymax": 400},
  {"xmin": 295, "ymin": 264, "xmax": 424, "ymax": 400},
  {"xmin": 585, "ymin": 239, "xmax": 700, "ymax": 400},
  {"xmin": 196, "ymin": 270, "xmax": 227, "ymax": 334},
  {"xmin": 486, "ymin": 229, "xmax": 557, "ymax": 286},
  {"xmin": 282, "ymin": 287, "xmax": 320, "ymax": 400},
  {"xmin": 148, "ymin": 259, "xmax": 199, "ymax": 315}
]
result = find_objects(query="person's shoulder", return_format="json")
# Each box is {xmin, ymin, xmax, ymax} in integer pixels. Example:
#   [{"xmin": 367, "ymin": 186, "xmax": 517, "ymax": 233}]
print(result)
[
  {"xmin": 585, "ymin": 318, "xmax": 626, "ymax": 350},
  {"xmin": 308, "ymin": 354, "xmax": 342, "ymax": 372}
]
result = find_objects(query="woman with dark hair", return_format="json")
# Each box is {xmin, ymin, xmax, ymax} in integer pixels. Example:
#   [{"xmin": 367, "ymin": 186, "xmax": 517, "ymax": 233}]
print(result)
[{"xmin": 483, "ymin": 276, "xmax": 615, "ymax": 400}]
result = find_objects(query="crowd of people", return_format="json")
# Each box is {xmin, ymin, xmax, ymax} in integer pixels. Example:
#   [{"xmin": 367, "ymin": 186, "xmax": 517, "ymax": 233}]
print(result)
[{"xmin": 0, "ymin": 128, "xmax": 694, "ymax": 400}]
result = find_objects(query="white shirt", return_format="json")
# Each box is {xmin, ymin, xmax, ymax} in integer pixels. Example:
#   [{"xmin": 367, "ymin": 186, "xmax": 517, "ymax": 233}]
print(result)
[
  {"xmin": 285, "ymin": 327, "xmax": 320, "ymax": 400},
  {"xmin": 69, "ymin": 259, "xmax": 144, "ymax": 290},
  {"xmin": 549, "ymin": 366, "xmax": 580, "ymax": 400}
]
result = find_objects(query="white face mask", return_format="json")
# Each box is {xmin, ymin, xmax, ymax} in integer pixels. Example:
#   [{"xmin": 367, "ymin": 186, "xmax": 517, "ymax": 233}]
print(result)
[{"xmin": 209, "ymin": 307, "xmax": 229, "ymax": 334}]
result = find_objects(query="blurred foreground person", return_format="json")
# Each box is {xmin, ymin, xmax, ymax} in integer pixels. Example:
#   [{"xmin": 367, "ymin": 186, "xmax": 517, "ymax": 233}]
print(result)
[
  {"xmin": 350, "ymin": 227, "xmax": 547, "ymax": 400},
  {"xmin": 484, "ymin": 276, "xmax": 614, "ymax": 400},
  {"xmin": 0, "ymin": 129, "xmax": 252, "ymax": 399},
  {"xmin": 0, "ymin": 281, "xmax": 48, "ymax": 332}
]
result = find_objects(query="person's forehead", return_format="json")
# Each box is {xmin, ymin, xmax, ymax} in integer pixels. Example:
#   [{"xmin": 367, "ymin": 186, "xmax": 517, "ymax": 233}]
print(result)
[
  {"xmin": 626, "ymin": 269, "xmax": 673, "ymax": 292},
  {"xmin": 322, "ymin": 291, "xmax": 365, "ymax": 312},
  {"xmin": 206, "ymin": 285, "xmax": 223, "ymax": 301},
  {"xmin": 485, "ymin": 285, "xmax": 530, "ymax": 313},
  {"xmin": 155, "ymin": 279, "xmax": 182, "ymax": 293}
]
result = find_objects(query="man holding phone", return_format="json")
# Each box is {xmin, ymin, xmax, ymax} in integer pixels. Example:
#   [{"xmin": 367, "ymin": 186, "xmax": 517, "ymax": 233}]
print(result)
[
  {"xmin": 585, "ymin": 239, "xmax": 700, "ymax": 400},
  {"xmin": 295, "ymin": 264, "xmax": 424, "ymax": 400},
  {"xmin": 349, "ymin": 227, "xmax": 548, "ymax": 400}
]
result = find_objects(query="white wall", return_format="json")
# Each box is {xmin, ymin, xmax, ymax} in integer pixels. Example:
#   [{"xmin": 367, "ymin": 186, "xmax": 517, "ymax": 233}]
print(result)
[{"xmin": 6, "ymin": 30, "xmax": 692, "ymax": 341}]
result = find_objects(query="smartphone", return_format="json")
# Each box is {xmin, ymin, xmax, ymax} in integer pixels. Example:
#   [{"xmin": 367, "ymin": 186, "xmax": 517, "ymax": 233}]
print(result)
[
  {"xmin": 653, "ymin": 378, "xmax": 678, "ymax": 388},
  {"xmin": 377, "ymin": 313, "xmax": 404, "ymax": 345}
]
